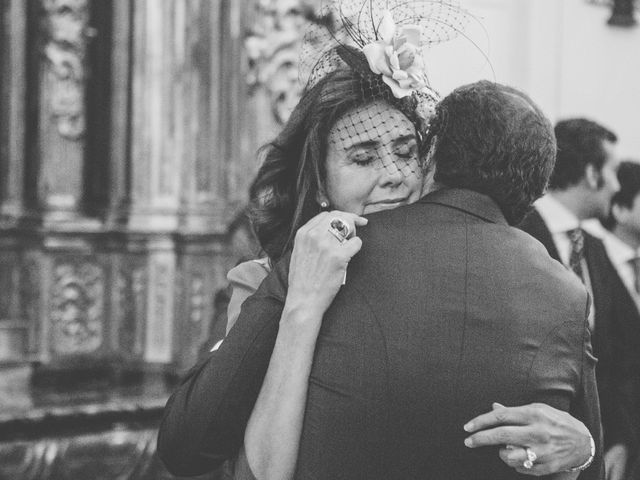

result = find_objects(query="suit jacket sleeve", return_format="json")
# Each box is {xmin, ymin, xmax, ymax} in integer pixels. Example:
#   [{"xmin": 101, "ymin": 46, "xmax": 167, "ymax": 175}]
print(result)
[
  {"xmin": 527, "ymin": 296, "xmax": 603, "ymax": 480},
  {"xmin": 157, "ymin": 254, "xmax": 290, "ymax": 476}
]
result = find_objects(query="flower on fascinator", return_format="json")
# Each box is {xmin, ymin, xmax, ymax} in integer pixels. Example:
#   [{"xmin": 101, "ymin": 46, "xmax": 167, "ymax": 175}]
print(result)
[{"xmin": 362, "ymin": 11, "xmax": 430, "ymax": 98}]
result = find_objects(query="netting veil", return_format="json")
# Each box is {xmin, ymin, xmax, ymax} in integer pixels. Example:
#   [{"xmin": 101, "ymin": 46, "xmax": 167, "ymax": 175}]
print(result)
[{"xmin": 298, "ymin": 0, "xmax": 472, "ymax": 175}]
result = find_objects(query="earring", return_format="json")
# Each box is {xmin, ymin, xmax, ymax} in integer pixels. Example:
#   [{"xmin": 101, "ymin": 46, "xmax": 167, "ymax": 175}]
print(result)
[{"xmin": 320, "ymin": 201, "xmax": 329, "ymax": 210}]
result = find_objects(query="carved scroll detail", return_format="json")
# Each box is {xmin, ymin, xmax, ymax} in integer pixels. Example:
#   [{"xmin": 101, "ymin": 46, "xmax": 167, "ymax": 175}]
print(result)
[
  {"xmin": 41, "ymin": 0, "xmax": 96, "ymax": 139},
  {"xmin": 50, "ymin": 261, "xmax": 104, "ymax": 354},
  {"xmin": 245, "ymin": 0, "xmax": 321, "ymax": 124}
]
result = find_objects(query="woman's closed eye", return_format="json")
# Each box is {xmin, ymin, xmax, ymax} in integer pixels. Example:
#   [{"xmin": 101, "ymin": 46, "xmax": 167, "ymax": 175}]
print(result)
[
  {"xmin": 393, "ymin": 143, "xmax": 418, "ymax": 160},
  {"xmin": 350, "ymin": 152, "xmax": 376, "ymax": 166}
]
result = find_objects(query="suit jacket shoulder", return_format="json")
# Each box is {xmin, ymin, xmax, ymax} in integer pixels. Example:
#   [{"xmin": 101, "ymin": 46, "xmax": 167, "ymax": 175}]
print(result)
[{"xmin": 518, "ymin": 209, "xmax": 561, "ymax": 261}]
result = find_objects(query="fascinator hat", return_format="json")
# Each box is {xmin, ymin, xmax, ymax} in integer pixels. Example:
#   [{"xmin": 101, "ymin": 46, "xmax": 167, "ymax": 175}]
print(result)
[{"xmin": 298, "ymin": 0, "xmax": 472, "ymax": 145}]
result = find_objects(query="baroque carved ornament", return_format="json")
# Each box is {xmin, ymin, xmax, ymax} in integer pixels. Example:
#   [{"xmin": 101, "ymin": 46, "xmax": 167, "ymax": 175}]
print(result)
[
  {"xmin": 41, "ymin": 0, "xmax": 97, "ymax": 139},
  {"xmin": 245, "ymin": 0, "xmax": 323, "ymax": 124},
  {"xmin": 50, "ymin": 261, "xmax": 104, "ymax": 354}
]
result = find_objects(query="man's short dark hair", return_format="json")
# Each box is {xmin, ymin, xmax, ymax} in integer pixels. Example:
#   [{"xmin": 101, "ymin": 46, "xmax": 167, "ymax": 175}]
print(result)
[
  {"xmin": 606, "ymin": 161, "xmax": 640, "ymax": 229},
  {"xmin": 427, "ymin": 80, "xmax": 556, "ymax": 225},
  {"xmin": 549, "ymin": 118, "xmax": 617, "ymax": 190}
]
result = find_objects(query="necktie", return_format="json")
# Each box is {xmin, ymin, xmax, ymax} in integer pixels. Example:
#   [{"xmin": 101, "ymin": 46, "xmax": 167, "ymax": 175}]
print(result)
[{"xmin": 567, "ymin": 228, "xmax": 585, "ymax": 281}]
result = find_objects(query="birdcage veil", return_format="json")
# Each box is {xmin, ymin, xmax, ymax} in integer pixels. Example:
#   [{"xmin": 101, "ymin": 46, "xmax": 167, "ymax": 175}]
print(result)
[{"xmin": 297, "ymin": 0, "xmax": 472, "ymax": 176}]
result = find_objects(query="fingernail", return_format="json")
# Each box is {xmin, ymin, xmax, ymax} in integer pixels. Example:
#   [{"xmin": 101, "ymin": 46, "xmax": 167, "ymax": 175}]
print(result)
[
  {"xmin": 463, "ymin": 422, "xmax": 473, "ymax": 432},
  {"xmin": 492, "ymin": 402, "xmax": 504, "ymax": 409},
  {"xmin": 464, "ymin": 438, "xmax": 473, "ymax": 447}
]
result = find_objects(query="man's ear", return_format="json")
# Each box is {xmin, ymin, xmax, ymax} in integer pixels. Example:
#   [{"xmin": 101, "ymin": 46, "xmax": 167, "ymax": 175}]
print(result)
[
  {"xmin": 584, "ymin": 164, "xmax": 602, "ymax": 190},
  {"xmin": 612, "ymin": 203, "xmax": 629, "ymax": 225}
]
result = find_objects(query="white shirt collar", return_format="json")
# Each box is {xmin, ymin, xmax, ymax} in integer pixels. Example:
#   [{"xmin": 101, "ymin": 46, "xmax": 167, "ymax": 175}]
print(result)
[
  {"xmin": 604, "ymin": 232, "xmax": 638, "ymax": 266},
  {"xmin": 534, "ymin": 194, "xmax": 581, "ymax": 234},
  {"xmin": 584, "ymin": 221, "xmax": 638, "ymax": 267},
  {"xmin": 607, "ymin": 233, "xmax": 638, "ymax": 266},
  {"xmin": 581, "ymin": 218, "xmax": 607, "ymax": 240}
]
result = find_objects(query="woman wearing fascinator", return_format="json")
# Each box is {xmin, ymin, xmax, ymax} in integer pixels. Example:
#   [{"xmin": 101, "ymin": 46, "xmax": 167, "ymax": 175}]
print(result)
[{"xmin": 159, "ymin": 1, "xmax": 598, "ymax": 479}]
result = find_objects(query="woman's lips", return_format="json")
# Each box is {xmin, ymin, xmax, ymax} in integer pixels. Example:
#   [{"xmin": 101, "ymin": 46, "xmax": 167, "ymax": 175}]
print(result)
[
  {"xmin": 369, "ymin": 198, "xmax": 408, "ymax": 206},
  {"xmin": 365, "ymin": 198, "xmax": 409, "ymax": 212}
]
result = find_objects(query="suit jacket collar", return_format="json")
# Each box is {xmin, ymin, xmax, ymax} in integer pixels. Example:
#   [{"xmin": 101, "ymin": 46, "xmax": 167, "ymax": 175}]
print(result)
[
  {"xmin": 419, "ymin": 188, "xmax": 508, "ymax": 226},
  {"xmin": 519, "ymin": 209, "xmax": 562, "ymax": 261}
]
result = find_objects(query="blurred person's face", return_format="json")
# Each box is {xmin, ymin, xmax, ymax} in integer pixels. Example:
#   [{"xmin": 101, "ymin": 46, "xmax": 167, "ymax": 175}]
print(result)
[
  {"xmin": 614, "ymin": 193, "xmax": 640, "ymax": 241},
  {"xmin": 323, "ymin": 100, "xmax": 424, "ymax": 215},
  {"xmin": 591, "ymin": 140, "xmax": 620, "ymax": 220}
]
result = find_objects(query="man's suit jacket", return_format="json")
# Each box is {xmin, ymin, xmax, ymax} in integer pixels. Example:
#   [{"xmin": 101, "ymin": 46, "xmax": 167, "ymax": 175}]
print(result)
[
  {"xmin": 158, "ymin": 189, "xmax": 603, "ymax": 480},
  {"xmin": 287, "ymin": 189, "xmax": 601, "ymax": 479},
  {"xmin": 519, "ymin": 209, "xmax": 640, "ymax": 451}
]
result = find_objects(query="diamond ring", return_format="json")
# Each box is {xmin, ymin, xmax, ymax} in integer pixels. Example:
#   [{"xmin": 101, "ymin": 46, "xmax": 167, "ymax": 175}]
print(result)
[{"xmin": 523, "ymin": 447, "xmax": 537, "ymax": 469}]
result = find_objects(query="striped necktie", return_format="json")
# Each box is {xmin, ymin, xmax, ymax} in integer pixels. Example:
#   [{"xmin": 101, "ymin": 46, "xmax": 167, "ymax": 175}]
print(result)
[{"xmin": 567, "ymin": 228, "xmax": 585, "ymax": 281}]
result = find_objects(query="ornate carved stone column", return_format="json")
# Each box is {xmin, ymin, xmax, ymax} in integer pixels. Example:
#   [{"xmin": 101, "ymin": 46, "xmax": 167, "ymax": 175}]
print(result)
[{"xmin": 36, "ymin": 0, "xmax": 97, "ymax": 223}]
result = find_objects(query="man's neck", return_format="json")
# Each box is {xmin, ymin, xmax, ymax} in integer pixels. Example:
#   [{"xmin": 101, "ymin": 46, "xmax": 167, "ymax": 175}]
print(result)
[
  {"xmin": 613, "ymin": 225, "xmax": 640, "ymax": 250},
  {"xmin": 548, "ymin": 189, "xmax": 592, "ymax": 221}
]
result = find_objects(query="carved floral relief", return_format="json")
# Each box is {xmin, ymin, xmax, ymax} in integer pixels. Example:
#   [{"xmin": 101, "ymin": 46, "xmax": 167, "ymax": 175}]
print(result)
[
  {"xmin": 245, "ymin": 0, "xmax": 322, "ymax": 124},
  {"xmin": 41, "ymin": 0, "xmax": 96, "ymax": 139},
  {"xmin": 50, "ymin": 261, "xmax": 104, "ymax": 354}
]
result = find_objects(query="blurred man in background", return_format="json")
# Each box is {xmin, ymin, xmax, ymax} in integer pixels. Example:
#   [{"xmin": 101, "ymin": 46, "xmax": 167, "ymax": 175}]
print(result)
[{"xmin": 519, "ymin": 118, "xmax": 637, "ymax": 480}]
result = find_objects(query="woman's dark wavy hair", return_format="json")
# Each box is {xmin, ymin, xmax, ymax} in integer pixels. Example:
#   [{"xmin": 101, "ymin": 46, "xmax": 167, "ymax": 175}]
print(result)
[
  {"xmin": 248, "ymin": 60, "xmax": 424, "ymax": 261},
  {"xmin": 549, "ymin": 118, "xmax": 617, "ymax": 190},
  {"xmin": 424, "ymin": 80, "xmax": 556, "ymax": 225}
]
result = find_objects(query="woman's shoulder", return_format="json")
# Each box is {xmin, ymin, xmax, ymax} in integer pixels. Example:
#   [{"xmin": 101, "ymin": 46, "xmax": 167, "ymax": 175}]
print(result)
[
  {"xmin": 227, "ymin": 258, "xmax": 272, "ymax": 289},
  {"xmin": 225, "ymin": 258, "xmax": 273, "ymax": 336}
]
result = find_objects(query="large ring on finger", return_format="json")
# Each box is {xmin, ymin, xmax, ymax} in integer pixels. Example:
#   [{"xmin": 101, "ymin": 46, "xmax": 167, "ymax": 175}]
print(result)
[
  {"xmin": 328, "ymin": 218, "xmax": 351, "ymax": 244},
  {"xmin": 523, "ymin": 447, "xmax": 537, "ymax": 469}
]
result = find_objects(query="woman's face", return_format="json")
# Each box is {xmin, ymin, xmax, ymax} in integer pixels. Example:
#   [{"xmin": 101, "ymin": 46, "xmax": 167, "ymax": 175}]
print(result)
[{"xmin": 324, "ymin": 100, "xmax": 424, "ymax": 215}]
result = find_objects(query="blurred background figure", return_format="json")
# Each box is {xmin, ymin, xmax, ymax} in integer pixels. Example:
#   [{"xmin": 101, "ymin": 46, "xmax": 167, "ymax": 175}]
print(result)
[
  {"xmin": 603, "ymin": 162, "xmax": 640, "ymax": 311},
  {"xmin": 585, "ymin": 160, "xmax": 640, "ymax": 478},
  {"xmin": 519, "ymin": 118, "xmax": 639, "ymax": 480}
]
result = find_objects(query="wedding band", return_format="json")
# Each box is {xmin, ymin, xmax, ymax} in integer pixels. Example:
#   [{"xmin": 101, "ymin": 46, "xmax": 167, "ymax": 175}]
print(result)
[
  {"xmin": 523, "ymin": 447, "xmax": 537, "ymax": 469},
  {"xmin": 328, "ymin": 218, "xmax": 351, "ymax": 243}
]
